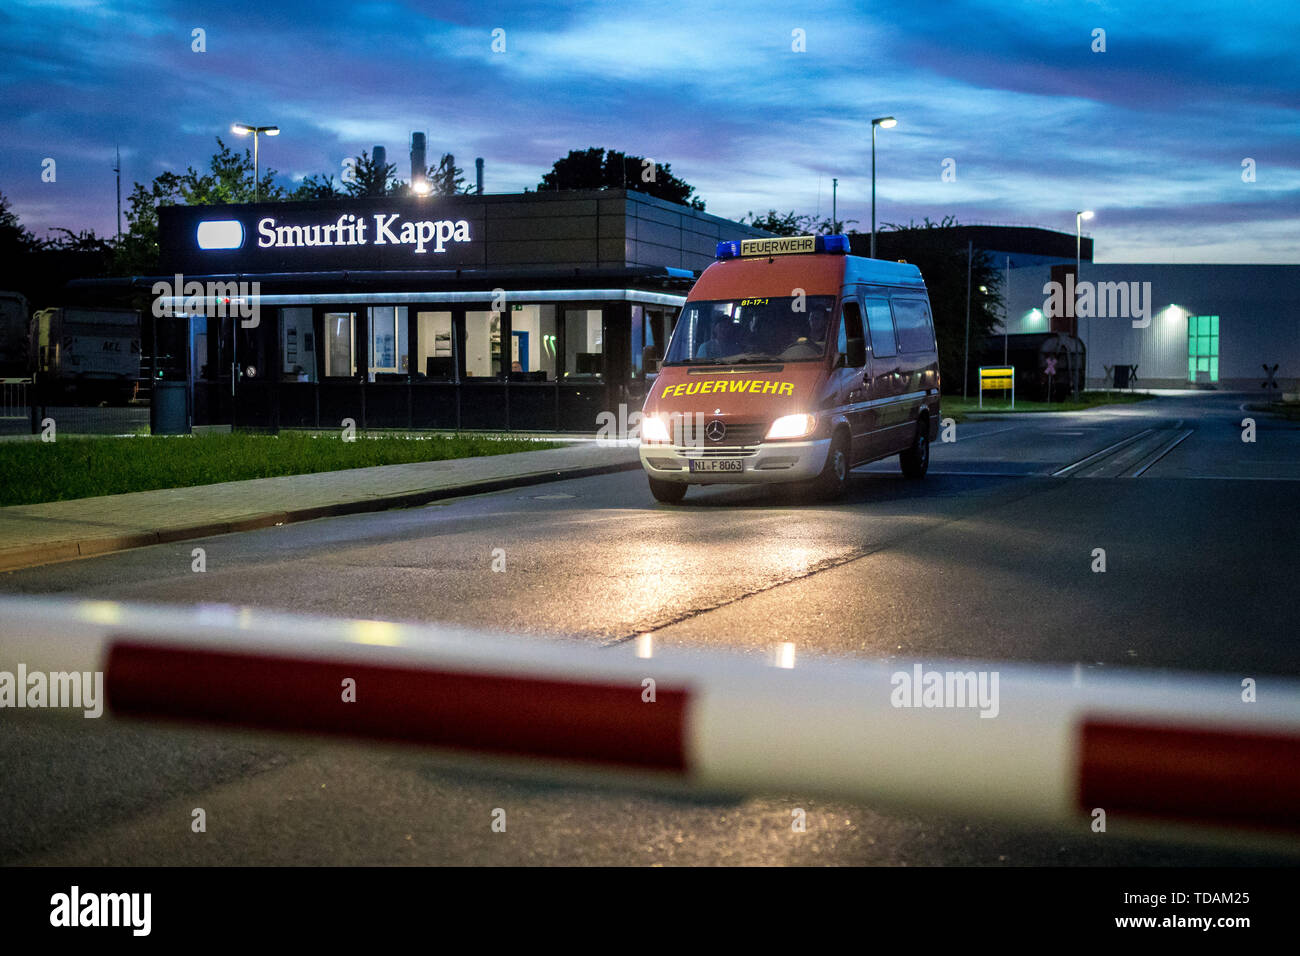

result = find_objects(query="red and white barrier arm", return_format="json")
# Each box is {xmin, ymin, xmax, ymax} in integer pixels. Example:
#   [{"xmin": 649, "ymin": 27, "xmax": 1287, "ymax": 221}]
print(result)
[{"xmin": 2, "ymin": 596, "xmax": 1298, "ymax": 843}]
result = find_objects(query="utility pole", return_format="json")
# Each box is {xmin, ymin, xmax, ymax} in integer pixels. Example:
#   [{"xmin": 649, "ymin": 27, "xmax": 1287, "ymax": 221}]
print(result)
[
  {"xmin": 113, "ymin": 145, "xmax": 122, "ymax": 241},
  {"xmin": 1004, "ymin": 255, "xmax": 1010, "ymax": 366}
]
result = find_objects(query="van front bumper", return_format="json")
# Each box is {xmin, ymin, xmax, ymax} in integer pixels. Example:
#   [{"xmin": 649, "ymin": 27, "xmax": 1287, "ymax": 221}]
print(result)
[{"xmin": 639, "ymin": 438, "xmax": 831, "ymax": 484}]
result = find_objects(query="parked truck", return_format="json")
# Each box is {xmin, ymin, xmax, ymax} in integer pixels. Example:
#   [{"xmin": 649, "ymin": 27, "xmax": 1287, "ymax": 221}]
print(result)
[{"xmin": 29, "ymin": 307, "xmax": 142, "ymax": 404}]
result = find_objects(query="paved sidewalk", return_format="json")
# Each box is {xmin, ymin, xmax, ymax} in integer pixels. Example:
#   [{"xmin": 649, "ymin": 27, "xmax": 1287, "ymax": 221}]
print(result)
[{"xmin": 0, "ymin": 441, "xmax": 640, "ymax": 572}]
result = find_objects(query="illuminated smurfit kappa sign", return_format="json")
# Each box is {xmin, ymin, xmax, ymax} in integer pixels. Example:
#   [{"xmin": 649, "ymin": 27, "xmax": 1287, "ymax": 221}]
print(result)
[{"xmin": 256, "ymin": 212, "xmax": 472, "ymax": 255}]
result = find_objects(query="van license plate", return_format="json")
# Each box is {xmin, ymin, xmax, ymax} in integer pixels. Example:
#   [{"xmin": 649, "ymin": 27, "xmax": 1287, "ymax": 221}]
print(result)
[{"xmin": 690, "ymin": 459, "xmax": 743, "ymax": 473}]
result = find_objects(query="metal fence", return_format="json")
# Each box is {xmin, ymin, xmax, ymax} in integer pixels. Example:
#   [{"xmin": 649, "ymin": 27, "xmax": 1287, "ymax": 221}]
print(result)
[
  {"xmin": 0, "ymin": 378, "xmax": 153, "ymax": 436},
  {"xmin": 27, "ymin": 404, "xmax": 151, "ymax": 435},
  {"xmin": 0, "ymin": 378, "xmax": 29, "ymax": 419}
]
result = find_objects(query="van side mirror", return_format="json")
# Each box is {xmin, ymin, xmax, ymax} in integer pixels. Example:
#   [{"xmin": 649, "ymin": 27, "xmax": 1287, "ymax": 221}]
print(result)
[
  {"xmin": 844, "ymin": 336, "xmax": 867, "ymax": 369},
  {"xmin": 642, "ymin": 345, "xmax": 660, "ymax": 373}
]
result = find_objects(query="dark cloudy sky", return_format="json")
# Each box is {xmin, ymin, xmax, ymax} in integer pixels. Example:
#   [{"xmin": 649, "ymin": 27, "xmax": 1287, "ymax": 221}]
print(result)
[{"xmin": 1, "ymin": 0, "xmax": 1296, "ymax": 262}]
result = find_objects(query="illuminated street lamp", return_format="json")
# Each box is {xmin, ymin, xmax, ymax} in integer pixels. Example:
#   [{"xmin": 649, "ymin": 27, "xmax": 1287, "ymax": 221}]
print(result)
[
  {"xmin": 231, "ymin": 124, "xmax": 280, "ymax": 202},
  {"xmin": 870, "ymin": 116, "xmax": 897, "ymax": 258},
  {"xmin": 1075, "ymin": 210, "xmax": 1094, "ymax": 392}
]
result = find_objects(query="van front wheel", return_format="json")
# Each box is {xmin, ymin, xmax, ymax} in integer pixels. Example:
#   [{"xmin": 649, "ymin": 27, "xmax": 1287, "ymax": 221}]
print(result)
[
  {"xmin": 811, "ymin": 433, "xmax": 851, "ymax": 499},
  {"xmin": 648, "ymin": 477, "xmax": 688, "ymax": 503},
  {"xmin": 900, "ymin": 418, "xmax": 930, "ymax": 479}
]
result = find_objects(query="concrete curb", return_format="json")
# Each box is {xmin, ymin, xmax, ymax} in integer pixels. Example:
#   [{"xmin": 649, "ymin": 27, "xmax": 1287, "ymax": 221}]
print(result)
[{"xmin": 0, "ymin": 459, "xmax": 643, "ymax": 573}]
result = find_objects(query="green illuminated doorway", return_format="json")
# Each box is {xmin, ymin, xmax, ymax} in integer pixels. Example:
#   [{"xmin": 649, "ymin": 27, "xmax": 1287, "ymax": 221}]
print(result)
[{"xmin": 1188, "ymin": 314, "xmax": 1219, "ymax": 383}]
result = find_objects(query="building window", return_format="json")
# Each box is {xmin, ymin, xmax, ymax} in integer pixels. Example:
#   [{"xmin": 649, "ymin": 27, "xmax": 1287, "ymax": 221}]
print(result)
[
  {"xmin": 564, "ymin": 308, "xmax": 603, "ymax": 378},
  {"xmin": 509, "ymin": 304, "xmax": 557, "ymax": 380},
  {"xmin": 630, "ymin": 305, "xmax": 665, "ymax": 380},
  {"xmin": 1187, "ymin": 314, "xmax": 1219, "ymax": 383},
  {"xmin": 323, "ymin": 311, "xmax": 356, "ymax": 378},
  {"xmin": 281, "ymin": 307, "xmax": 316, "ymax": 381},
  {"xmin": 368, "ymin": 306, "xmax": 408, "ymax": 379},
  {"xmin": 416, "ymin": 310, "xmax": 455, "ymax": 380},
  {"xmin": 464, "ymin": 310, "xmax": 501, "ymax": 378},
  {"xmin": 193, "ymin": 315, "xmax": 211, "ymax": 380}
]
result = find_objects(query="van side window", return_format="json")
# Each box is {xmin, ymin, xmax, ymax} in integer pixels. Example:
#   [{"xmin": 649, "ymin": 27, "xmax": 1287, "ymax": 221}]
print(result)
[
  {"xmin": 892, "ymin": 299, "xmax": 935, "ymax": 353},
  {"xmin": 838, "ymin": 301, "xmax": 866, "ymax": 366},
  {"xmin": 864, "ymin": 298, "xmax": 897, "ymax": 358}
]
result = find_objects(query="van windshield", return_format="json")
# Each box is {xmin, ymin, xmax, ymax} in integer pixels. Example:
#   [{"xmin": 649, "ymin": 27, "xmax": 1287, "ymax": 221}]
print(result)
[{"xmin": 663, "ymin": 296, "xmax": 837, "ymax": 365}]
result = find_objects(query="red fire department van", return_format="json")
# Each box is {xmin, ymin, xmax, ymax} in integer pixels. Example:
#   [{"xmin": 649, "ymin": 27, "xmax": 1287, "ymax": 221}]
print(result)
[{"xmin": 639, "ymin": 234, "xmax": 941, "ymax": 502}]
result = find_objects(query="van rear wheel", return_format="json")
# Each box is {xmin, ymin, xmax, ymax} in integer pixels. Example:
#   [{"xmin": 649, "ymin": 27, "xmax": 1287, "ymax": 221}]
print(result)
[
  {"xmin": 648, "ymin": 477, "xmax": 688, "ymax": 503},
  {"xmin": 900, "ymin": 418, "xmax": 930, "ymax": 479}
]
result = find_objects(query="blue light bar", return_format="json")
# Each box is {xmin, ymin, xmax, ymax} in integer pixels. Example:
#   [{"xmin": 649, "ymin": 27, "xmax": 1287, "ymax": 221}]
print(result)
[
  {"xmin": 715, "ymin": 239, "xmax": 743, "ymax": 259},
  {"xmin": 816, "ymin": 234, "xmax": 850, "ymax": 254}
]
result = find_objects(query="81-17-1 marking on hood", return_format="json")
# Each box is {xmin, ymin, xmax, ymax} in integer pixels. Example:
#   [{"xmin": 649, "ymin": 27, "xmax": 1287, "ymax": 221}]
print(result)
[{"xmin": 660, "ymin": 380, "xmax": 795, "ymax": 397}]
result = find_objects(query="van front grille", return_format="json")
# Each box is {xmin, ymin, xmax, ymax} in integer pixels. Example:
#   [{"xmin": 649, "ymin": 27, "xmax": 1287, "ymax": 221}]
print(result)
[{"xmin": 703, "ymin": 422, "xmax": 767, "ymax": 446}]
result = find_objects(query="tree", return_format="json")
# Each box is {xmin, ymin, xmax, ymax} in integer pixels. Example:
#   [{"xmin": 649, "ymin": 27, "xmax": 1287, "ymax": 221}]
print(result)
[
  {"xmin": 114, "ymin": 171, "xmax": 185, "ymax": 274},
  {"xmin": 869, "ymin": 217, "xmax": 1005, "ymax": 394},
  {"xmin": 44, "ymin": 227, "xmax": 114, "ymax": 255},
  {"xmin": 391, "ymin": 153, "xmax": 473, "ymax": 198},
  {"xmin": 290, "ymin": 173, "xmax": 344, "ymax": 201},
  {"xmin": 343, "ymin": 149, "xmax": 397, "ymax": 198},
  {"xmin": 0, "ymin": 193, "xmax": 117, "ymax": 314},
  {"xmin": 0, "ymin": 191, "xmax": 42, "ymax": 255},
  {"xmin": 739, "ymin": 209, "xmax": 807, "ymax": 236},
  {"xmin": 183, "ymin": 137, "xmax": 284, "ymax": 205},
  {"xmin": 111, "ymin": 137, "xmax": 284, "ymax": 274},
  {"xmin": 738, "ymin": 210, "xmax": 857, "ymax": 236},
  {"xmin": 428, "ymin": 153, "xmax": 470, "ymax": 197},
  {"xmin": 539, "ymin": 147, "xmax": 604, "ymax": 192},
  {"xmin": 537, "ymin": 147, "xmax": 705, "ymax": 209}
]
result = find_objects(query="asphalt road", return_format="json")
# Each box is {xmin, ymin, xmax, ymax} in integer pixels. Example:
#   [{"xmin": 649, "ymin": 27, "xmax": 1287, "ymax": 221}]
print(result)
[{"xmin": 2, "ymin": 390, "xmax": 1297, "ymax": 865}]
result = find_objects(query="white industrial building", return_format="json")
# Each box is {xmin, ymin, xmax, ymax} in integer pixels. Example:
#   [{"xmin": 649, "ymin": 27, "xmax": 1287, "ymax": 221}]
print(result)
[{"xmin": 1001, "ymin": 264, "xmax": 1300, "ymax": 392}]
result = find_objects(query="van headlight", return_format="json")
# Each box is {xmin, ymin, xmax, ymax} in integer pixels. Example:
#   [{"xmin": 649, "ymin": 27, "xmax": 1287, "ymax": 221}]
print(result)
[
  {"xmin": 641, "ymin": 415, "xmax": 672, "ymax": 444},
  {"xmin": 765, "ymin": 413, "xmax": 817, "ymax": 440}
]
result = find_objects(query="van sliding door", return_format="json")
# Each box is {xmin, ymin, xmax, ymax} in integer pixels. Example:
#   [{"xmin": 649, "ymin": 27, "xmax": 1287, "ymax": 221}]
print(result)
[{"xmin": 863, "ymin": 296, "xmax": 908, "ymax": 455}]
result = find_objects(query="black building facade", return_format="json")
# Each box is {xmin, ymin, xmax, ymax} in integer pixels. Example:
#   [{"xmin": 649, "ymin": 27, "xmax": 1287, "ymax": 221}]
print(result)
[{"xmin": 87, "ymin": 190, "xmax": 772, "ymax": 432}]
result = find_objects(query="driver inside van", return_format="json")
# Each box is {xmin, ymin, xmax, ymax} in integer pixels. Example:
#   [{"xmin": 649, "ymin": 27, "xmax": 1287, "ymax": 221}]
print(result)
[
  {"xmin": 696, "ymin": 313, "xmax": 741, "ymax": 359},
  {"xmin": 780, "ymin": 305, "xmax": 832, "ymax": 358}
]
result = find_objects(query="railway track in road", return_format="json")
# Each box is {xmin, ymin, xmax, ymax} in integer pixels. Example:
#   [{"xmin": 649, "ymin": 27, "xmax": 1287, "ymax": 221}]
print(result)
[{"xmin": 1051, "ymin": 423, "xmax": 1195, "ymax": 479}]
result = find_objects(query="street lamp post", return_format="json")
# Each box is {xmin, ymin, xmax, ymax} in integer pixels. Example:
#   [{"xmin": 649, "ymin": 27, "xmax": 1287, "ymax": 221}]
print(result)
[
  {"xmin": 870, "ymin": 116, "xmax": 896, "ymax": 258},
  {"xmin": 1075, "ymin": 209, "xmax": 1094, "ymax": 393},
  {"xmin": 232, "ymin": 124, "xmax": 280, "ymax": 202},
  {"xmin": 1003, "ymin": 256, "xmax": 1010, "ymax": 366}
]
